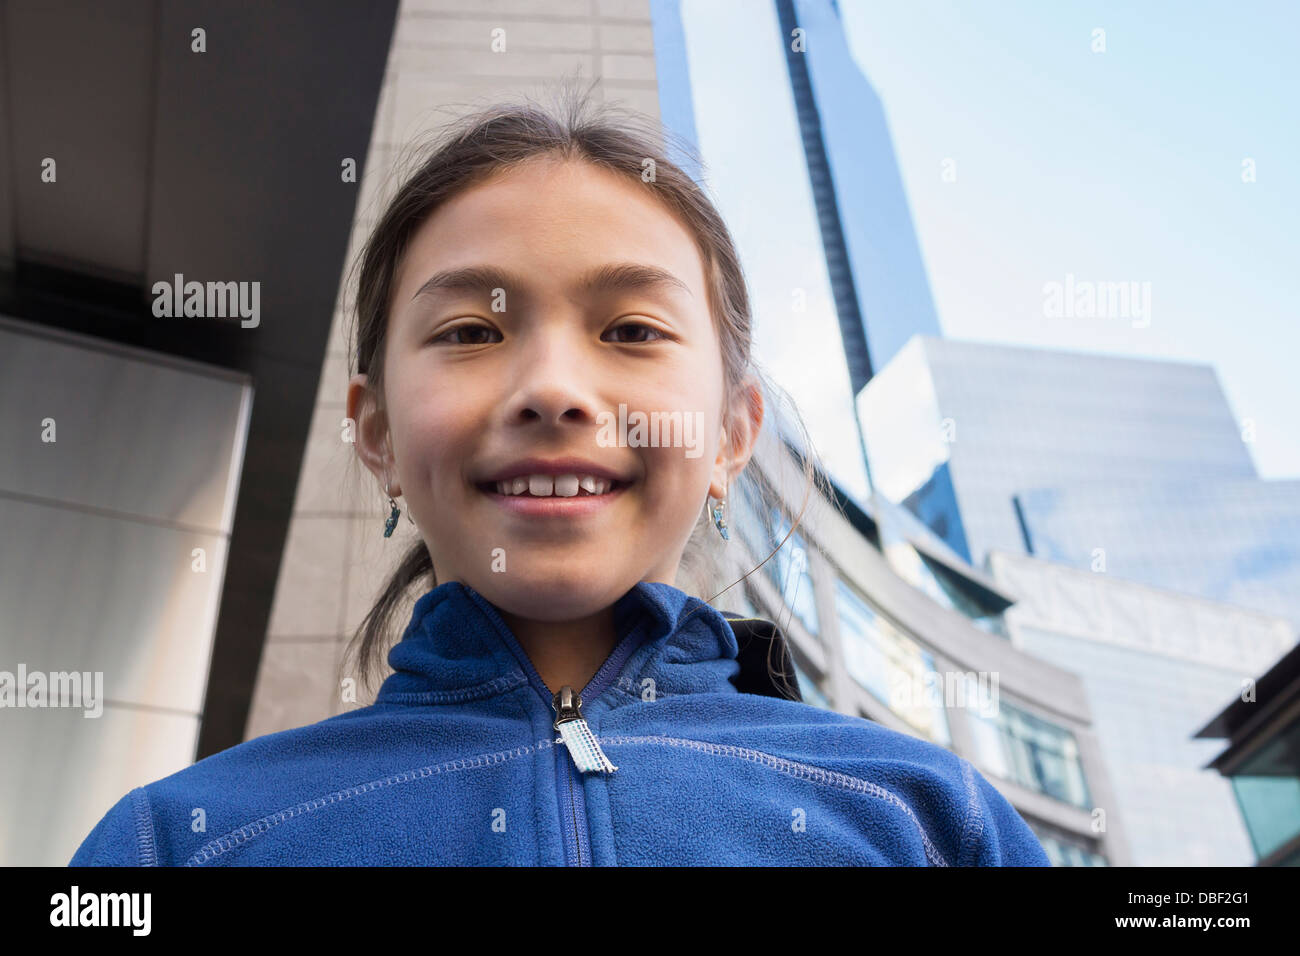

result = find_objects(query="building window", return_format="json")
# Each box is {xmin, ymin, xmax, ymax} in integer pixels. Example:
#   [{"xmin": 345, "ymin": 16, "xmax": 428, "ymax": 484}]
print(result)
[
  {"xmin": 966, "ymin": 685, "xmax": 1092, "ymax": 809},
  {"xmin": 916, "ymin": 554, "xmax": 1009, "ymax": 636},
  {"xmin": 1030, "ymin": 827, "xmax": 1109, "ymax": 867},
  {"xmin": 767, "ymin": 508, "xmax": 820, "ymax": 635},
  {"xmin": 1227, "ymin": 711, "xmax": 1300, "ymax": 862},
  {"xmin": 835, "ymin": 577, "xmax": 951, "ymax": 745}
]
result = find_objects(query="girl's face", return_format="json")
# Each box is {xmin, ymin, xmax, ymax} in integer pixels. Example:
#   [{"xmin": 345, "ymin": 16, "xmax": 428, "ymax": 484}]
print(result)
[{"xmin": 350, "ymin": 154, "xmax": 759, "ymax": 623}]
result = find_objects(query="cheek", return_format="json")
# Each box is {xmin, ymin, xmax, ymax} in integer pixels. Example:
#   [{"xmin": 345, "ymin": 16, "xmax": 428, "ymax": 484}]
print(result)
[
  {"xmin": 637, "ymin": 428, "xmax": 718, "ymax": 500},
  {"xmin": 622, "ymin": 376, "xmax": 724, "ymax": 476},
  {"xmin": 389, "ymin": 383, "xmax": 476, "ymax": 482}
]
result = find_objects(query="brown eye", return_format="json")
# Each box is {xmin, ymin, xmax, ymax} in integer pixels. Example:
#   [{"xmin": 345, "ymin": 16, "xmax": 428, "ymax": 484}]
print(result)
[
  {"xmin": 433, "ymin": 324, "xmax": 499, "ymax": 345},
  {"xmin": 604, "ymin": 321, "xmax": 665, "ymax": 343}
]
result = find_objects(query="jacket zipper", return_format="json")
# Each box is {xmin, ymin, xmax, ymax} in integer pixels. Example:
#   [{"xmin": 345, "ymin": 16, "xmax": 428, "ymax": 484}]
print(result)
[
  {"xmin": 552, "ymin": 686, "xmax": 619, "ymax": 773},
  {"xmin": 463, "ymin": 587, "xmax": 646, "ymax": 865},
  {"xmin": 549, "ymin": 685, "xmax": 617, "ymax": 867},
  {"xmin": 525, "ymin": 636, "xmax": 640, "ymax": 865}
]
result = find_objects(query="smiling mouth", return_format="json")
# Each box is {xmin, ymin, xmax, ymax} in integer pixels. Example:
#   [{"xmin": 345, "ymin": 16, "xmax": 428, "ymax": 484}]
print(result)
[{"xmin": 475, "ymin": 475, "xmax": 633, "ymax": 498}]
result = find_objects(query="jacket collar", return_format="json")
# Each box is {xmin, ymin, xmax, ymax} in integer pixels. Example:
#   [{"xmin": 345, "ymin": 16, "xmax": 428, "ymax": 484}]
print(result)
[{"xmin": 375, "ymin": 579, "xmax": 742, "ymax": 706}]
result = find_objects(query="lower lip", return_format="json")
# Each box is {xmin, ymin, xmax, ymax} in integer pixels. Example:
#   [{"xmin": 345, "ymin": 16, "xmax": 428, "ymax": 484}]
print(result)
[{"xmin": 479, "ymin": 481, "xmax": 629, "ymax": 517}]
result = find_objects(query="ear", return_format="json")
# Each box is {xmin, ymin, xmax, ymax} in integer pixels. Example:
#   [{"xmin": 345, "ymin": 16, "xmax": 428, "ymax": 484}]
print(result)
[
  {"xmin": 347, "ymin": 372, "xmax": 398, "ymax": 495},
  {"xmin": 709, "ymin": 376, "xmax": 764, "ymax": 500}
]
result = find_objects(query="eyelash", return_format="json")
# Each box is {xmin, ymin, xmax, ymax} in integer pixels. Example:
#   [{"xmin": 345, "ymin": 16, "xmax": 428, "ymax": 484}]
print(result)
[{"xmin": 429, "ymin": 320, "xmax": 668, "ymax": 346}]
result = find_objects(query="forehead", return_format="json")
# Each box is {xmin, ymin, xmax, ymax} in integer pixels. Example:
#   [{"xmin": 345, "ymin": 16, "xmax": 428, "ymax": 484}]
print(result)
[{"xmin": 391, "ymin": 155, "xmax": 708, "ymax": 307}]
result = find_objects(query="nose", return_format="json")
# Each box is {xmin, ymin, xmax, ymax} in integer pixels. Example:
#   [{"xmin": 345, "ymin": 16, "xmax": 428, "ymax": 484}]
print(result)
[{"xmin": 501, "ymin": 326, "xmax": 601, "ymax": 429}]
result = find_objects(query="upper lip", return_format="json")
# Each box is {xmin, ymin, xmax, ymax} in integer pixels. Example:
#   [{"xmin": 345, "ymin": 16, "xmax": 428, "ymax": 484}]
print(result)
[{"xmin": 477, "ymin": 456, "xmax": 634, "ymax": 485}]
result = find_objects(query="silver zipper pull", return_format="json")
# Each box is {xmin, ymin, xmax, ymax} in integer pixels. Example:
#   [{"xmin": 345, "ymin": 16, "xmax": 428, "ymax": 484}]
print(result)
[{"xmin": 552, "ymin": 685, "xmax": 618, "ymax": 774}]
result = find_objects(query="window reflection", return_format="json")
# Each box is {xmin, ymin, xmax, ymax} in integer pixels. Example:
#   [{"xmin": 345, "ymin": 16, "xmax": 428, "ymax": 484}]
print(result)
[
  {"xmin": 966, "ymin": 677, "xmax": 1092, "ymax": 809},
  {"xmin": 768, "ymin": 507, "xmax": 820, "ymax": 635},
  {"xmin": 835, "ymin": 577, "xmax": 951, "ymax": 745}
]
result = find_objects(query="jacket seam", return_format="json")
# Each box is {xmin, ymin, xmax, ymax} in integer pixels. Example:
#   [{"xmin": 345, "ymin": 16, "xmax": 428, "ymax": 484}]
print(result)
[
  {"xmin": 956, "ymin": 759, "xmax": 984, "ymax": 867},
  {"xmin": 376, "ymin": 672, "xmax": 527, "ymax": 706},
  {"xmin": 184, "ymin": 737, "xmax": 556, "ymax": 866},
  {"xmin": 597, "ymin": 734, "xmax": 951, "ymax": 866},
  {"xmin": 130, "ymin": 786, "xmax": 158, "ymax": 866}
]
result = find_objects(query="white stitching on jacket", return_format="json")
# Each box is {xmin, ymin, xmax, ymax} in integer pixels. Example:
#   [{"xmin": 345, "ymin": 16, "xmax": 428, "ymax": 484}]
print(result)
[
  {"xmin": 131, "ymin": 786, "xmax": 158, "ymax": 867},
  {"xmin": 597, "ymin": 734, "xmax": 952, "ymax": 866},
  {"xmin": 184, "ymin": 737, "xmax": 556, "ymax": 866},
  {"xmin": 957, "ymin": 758, "xmax": 984, "ymax": 866},
  {"xmin": 183, "ymin": 732, "xmax": 957, "ymax": 866}
]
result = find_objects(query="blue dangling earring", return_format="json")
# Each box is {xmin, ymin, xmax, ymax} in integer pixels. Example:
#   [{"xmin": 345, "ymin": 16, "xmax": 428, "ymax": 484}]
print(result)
[
  {"xmin": 712, "ymin": 491, "xmax": 730, "ymax": 541},
  {"xmin": 383, "ymin": 481, "xmax": 400, "ymax": 538}
]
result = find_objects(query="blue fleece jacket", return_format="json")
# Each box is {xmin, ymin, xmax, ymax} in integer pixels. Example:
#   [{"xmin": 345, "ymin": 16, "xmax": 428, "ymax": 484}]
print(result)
[{"xmin": 70, "ymin": 579, "xmax": 1051, "ymax": 866}]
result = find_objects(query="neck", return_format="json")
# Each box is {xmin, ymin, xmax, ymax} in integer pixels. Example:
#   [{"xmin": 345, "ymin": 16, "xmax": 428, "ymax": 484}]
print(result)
[{"xmin": 497, "ymin": 604, "xmax": 621, "ymax": 696}]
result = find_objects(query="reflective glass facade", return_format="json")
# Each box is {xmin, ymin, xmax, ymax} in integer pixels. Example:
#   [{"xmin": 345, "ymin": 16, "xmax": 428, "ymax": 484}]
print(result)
[
  {"xmin": 781, "ymin": 0, "xmax": 943, "ymax": 381},
  {"xmin": 653, "ymin": 1, "xmax": 1117, "ymax": 864},
  {"xmin": 991, "ymin": 550, "xmax": 1296, "ymax": 865},
  {"xmin": 964, "ymin": 674, "xmax": 1091, "ymax": 811},
  {"xmin": 1016, "ymin": 478, "xmax": 1300, "ymax": 630},
  {"xmin": 1227, "ymin": 711, "xmax": 1300, "ymax": 862},
  {"xmin": 835, "ymin": 577, "xmax": 950, "ymax": 745},
  {"xmin": 769, "ymin": 509, "xmax": 819, "ymax": 635},
  {"xmin": 665, "ymin": 0, "xmax": 870, "ymax": 502},
  {"xmin": 1034, "ymin": 830, "xmax": 1109, "ymax": 867},
  {"xmin": 857, "ymin": 336, "xmax": 1258, "ymax": 566}
]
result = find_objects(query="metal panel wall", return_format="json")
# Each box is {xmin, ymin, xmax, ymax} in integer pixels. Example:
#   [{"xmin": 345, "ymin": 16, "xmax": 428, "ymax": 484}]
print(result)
[{"xmin": 0, "ymin": 316, "xmax": 251, "ymax": 866}]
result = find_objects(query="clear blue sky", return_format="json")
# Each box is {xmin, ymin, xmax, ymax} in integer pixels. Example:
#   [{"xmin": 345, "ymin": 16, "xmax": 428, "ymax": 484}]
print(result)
[{"xmin": 682, "ymin": 0, "xmax": 1300, "ymax": 479}]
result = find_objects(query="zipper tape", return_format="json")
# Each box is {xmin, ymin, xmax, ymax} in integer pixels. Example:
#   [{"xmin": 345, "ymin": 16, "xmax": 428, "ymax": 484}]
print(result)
[{"xmin": 556, "ymin": 716, "xmax": 619, "ymax": 774}]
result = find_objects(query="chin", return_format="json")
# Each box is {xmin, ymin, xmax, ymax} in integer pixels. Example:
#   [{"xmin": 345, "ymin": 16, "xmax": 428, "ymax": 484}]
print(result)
[{"xmin": 474, "ymin": 569, "xmax": 628, "ymax": 622}]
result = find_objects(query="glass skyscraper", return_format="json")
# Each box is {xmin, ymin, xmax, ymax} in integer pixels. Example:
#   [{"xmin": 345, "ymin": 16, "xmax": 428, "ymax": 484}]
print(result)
[
  {"xmin": 650, "ymin": 0, "xmax": 1298, "ymax": 865},
  {"xmin": 857, "ymin": 335, "xmax": 1300, "ymax": 630},
  {"xmin": 771, "ymin": 0, "xmax": 943, "ymax": 390},
  {"xmin": 652, "ymin": 0, "xmax": 942, "ymax": 504},
  {"xmin": 650, "ymin": 1, "xmax": 1135, "ymax": 863},
  {"xmin": 1015, "ymin": 478, "xmax": 1300, "ymax": 631}
]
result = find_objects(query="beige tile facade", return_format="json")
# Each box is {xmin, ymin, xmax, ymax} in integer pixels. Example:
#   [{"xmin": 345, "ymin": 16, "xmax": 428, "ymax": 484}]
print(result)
[{"xmin": 246, "ymin": 0, "xmax": 659, "ymax": 739}]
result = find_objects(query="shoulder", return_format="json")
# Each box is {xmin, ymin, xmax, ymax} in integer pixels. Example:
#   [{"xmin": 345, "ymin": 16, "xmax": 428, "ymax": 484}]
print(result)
[
  {"xmin": 69, "ymin": 705, "xmax": 408, "ymax": 866},
  {"xmin": 759, "ymin": 698, "xmax": 1052, "ymax": 865},
  {"xmin": 612, "ymin": 692, "xmax": 1052, "ymax": 866},
  {"xmin": 68, "ymin": 785, "xmax": 156, "ymax": 866}
]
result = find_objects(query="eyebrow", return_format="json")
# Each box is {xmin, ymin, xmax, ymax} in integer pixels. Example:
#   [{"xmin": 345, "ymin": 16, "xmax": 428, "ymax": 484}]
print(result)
[{"xmin": 409, "ymin": 262, "xmax": 692, "ymax": 303}]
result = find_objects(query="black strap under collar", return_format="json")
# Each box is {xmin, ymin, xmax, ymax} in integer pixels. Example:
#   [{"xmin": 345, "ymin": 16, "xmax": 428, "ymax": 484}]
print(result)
[{"xmin": 720, "ymin": 612, "xmax": 803, "ymax": 702}]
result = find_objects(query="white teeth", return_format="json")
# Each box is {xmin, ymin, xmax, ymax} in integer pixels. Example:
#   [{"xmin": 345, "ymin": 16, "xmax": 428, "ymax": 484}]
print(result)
[{"xmin": 491, "ymin": 474, "xmax": 622, "ymax": 497}]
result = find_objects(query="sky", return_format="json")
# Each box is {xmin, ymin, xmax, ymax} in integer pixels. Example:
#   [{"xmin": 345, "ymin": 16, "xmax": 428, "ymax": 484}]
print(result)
[{"xmin": 680, "ymin": 0, "xmax": 1300, "ymax": 480}]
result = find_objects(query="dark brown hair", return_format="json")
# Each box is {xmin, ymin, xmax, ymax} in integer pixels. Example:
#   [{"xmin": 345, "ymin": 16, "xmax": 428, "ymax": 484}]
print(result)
[{"xmin": 341, "ymin": 80, "xmax": 837, "ymax": 698}]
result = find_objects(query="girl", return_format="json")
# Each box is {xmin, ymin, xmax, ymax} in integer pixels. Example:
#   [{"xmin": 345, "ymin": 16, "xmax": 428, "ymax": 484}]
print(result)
[{"xmin": 71, "ymin": 88, "xmax": 1050, "ymax": 867}]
